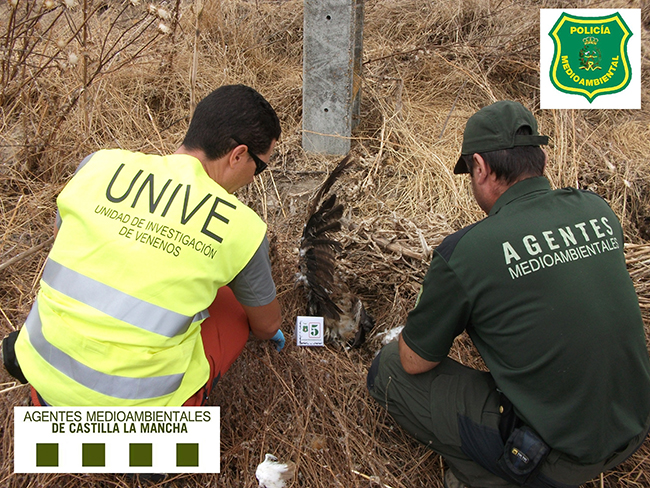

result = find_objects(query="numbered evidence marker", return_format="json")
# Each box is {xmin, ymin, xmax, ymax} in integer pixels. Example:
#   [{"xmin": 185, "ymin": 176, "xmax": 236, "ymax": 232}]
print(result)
[{"xmin": 295, "ymin": 316, "xmax": 324, "ymax": 346}]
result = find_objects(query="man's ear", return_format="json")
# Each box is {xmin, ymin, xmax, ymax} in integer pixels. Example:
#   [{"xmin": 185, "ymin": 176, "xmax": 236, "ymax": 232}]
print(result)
[
  {"xmin": 228, "ymin": 144, "xmax": 248, "ymax": 169},
  {"xmin": 471, "ymin": 153, "xmax": 491, "ymax": 183}
]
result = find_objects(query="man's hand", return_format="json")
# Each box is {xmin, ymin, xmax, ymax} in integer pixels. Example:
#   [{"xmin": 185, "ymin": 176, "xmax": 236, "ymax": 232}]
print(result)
[{"xmin": 270, "ymin": 329, "xmax": 285, "ymax": 352}]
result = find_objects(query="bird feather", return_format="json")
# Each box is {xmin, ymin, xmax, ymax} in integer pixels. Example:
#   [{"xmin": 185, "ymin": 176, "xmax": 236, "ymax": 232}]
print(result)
[{"xmin": 305, "ymin": 156, "xmax": 353, "ymax": 218}]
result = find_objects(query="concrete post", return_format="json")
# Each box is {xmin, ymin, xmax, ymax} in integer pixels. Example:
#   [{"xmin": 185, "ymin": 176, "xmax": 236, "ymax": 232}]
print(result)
[{"xmin": 302, "ymin": 0, "xmax": 364, "ymax": 155}]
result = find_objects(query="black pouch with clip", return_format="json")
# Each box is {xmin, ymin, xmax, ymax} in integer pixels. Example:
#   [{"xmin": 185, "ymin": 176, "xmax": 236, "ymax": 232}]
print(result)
[
  {"xmin": 2, "ymin": 330, "xmax": 28, "ymax": 384},
  {"xmin": 497, "ymin": 425, "xmax": 550, "ymax": 485}
]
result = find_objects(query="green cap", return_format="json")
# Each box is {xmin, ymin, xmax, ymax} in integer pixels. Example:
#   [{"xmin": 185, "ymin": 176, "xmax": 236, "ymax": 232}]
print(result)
[{"xmin": 453, "ymin": 101, "xmax": 549, "ymax": 174}]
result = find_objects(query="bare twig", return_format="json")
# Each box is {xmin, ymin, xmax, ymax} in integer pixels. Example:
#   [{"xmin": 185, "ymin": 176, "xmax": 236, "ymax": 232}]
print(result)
[{"xmin": 0, "ymin": 237, "xmax": 54, "ymax": 274}]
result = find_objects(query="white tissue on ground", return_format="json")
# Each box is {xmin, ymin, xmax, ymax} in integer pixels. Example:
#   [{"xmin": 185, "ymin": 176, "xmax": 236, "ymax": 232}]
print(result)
[
  {"xmin": 377, "ymin": 325, "xmax": 404, "ymax": 345},
  {"xmin": 256, "ymin": 453, "xmax": 296, "ymax": 488}
]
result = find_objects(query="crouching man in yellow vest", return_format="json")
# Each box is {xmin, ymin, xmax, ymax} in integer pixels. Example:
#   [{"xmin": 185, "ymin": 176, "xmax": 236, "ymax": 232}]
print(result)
[{"xmin": 4, "ymin": 84, "xmax": 284, "ymax": 406}]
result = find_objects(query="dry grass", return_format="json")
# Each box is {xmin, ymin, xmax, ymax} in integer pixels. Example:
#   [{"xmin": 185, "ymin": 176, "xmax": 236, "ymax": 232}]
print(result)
[{"xmin": 1, "ymin": 0, "xmax": 650, "ymax": 486}]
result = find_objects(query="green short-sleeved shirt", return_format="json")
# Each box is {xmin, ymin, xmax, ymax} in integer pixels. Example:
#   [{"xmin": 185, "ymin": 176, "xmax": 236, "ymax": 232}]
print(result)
[{"xmin": 403, "ymin": 176, "xmax": 650, "ymax": 463}]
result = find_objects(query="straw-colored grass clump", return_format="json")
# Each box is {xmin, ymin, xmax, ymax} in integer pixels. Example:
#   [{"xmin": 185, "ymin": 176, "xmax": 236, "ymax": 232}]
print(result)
[{"xmin": 1, "ymin": 0, "xmax": 650, "ymax": 486}]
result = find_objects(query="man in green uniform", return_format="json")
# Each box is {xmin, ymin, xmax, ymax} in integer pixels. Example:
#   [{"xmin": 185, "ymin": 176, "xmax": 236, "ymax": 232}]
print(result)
[{"xmin": 367, "ymin": 101, "xmax": 650, "ymax": 488}]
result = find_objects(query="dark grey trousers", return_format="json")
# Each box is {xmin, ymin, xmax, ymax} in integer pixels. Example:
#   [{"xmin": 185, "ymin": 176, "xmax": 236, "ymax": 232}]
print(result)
[{"xmin": 367, "ymin": 342, "xmax": 647, "ymax": 488}]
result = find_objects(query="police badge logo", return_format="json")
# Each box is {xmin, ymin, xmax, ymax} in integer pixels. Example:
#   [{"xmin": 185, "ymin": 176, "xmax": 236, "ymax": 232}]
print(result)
[
  {"xmin": 578, "ymin": 37, "xmax": 601, "ymax": 72},
  {"xmin": 548, "ymin": 12, "xmax": 632, "ymax": 103}
]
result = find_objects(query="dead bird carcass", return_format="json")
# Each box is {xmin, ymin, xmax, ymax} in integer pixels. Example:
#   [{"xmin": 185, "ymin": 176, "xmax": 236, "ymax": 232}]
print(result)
[{"xmin": 295, "ymin": 156, "xmax": 374, "ymax": 347}]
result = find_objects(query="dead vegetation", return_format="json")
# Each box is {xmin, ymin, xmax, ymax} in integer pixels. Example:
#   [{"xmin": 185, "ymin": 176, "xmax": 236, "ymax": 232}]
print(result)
[{"xmin": 1, "ymin": 0, "xmax": 650, "ymax": 486}]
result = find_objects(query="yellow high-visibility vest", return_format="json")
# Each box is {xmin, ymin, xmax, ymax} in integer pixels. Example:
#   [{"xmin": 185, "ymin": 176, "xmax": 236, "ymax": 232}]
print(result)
[{"xmin": 15, "ymin": 149, "xmax": 266, "ymax": 405}]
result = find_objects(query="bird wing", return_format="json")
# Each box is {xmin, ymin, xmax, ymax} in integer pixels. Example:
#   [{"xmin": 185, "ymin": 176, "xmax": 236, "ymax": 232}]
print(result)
[
  {"xmin": 298, "ymin": 157, "xmax": 353, "ymax": 321},
  {"xmin": 297, "ymin": 155, "xmax": 376, "ymax": 347}
]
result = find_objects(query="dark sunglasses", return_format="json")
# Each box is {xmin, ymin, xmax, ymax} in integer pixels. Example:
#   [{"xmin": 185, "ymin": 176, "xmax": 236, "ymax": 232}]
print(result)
[{"xmin": 231, "ymin": 136, "xmax": 267, "ymax": 176}]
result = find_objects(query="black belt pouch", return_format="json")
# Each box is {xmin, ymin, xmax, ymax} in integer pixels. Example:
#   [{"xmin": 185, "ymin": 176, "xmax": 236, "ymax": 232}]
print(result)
[
  {"xmin": 2, "ymin": 330, "xmax": 28, "ymax": 384},
  {"xmin": 497, "ymin": 425, "xmax": 550, "ymax": 485}
]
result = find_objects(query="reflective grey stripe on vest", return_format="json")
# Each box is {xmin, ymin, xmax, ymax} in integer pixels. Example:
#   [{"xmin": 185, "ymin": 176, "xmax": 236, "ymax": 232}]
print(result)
[
  {"xmin": 42, "ymin": 259, "xmax": 209, "ymax": 338},
  {"xmin": 25, "ymin": 301, "xmax": 183, "ymax": 400}
]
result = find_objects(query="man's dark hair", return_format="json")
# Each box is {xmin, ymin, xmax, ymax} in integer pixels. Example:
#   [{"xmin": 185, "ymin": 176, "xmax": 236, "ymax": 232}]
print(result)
[
  {"xmin": 182, "ymin": 84, "xmax": 281, "ymax": 160},
  {"xmin": 463, "ymin": 126, "xmax": 546, "ymax": 184}
]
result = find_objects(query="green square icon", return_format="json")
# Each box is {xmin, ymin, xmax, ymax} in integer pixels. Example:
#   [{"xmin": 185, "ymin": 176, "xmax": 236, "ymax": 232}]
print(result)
[
  {"xmin": 82, "ymin": 443, "xmax": 105, "ymax": 467},
  {"xmin": 36, "ymin": 443, "xmax": 58, "ymax": 467},
  {"xmin": 129, "ymin": 443, "xmax": 152, "ymax": 467},
  {"xmin": 176, "ymin": 443, "xmax": 199, "ymax": 467}
]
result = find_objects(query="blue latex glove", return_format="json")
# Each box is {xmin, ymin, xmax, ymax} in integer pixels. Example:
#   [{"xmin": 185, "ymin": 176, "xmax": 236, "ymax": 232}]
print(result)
[{"xmin": 270, "ymin": 329, "xmax": 285, "ymax": 352}]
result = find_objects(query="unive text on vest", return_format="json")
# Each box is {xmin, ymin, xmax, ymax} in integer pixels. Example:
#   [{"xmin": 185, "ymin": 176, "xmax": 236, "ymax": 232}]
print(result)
[{"xmin": 105, "ymin": 163, "xmax": 236, "ymax": 245}]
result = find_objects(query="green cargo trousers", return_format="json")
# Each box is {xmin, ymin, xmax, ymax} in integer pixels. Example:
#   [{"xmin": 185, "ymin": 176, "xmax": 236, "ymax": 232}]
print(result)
[{"xmin": 367, "ymin": 342, "xmax": 648, "ymax": 488}]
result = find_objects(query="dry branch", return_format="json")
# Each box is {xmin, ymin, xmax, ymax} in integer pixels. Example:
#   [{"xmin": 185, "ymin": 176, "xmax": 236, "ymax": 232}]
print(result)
[{"xmin": 0, "ymin": 238, "xmax": 54, "ymax": 274}]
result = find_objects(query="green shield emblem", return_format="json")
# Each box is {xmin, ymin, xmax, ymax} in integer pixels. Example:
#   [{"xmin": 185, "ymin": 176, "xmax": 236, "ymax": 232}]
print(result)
[{"xmin": 549, "ymin": 12, "xmax": 632, "ymax": 103}]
